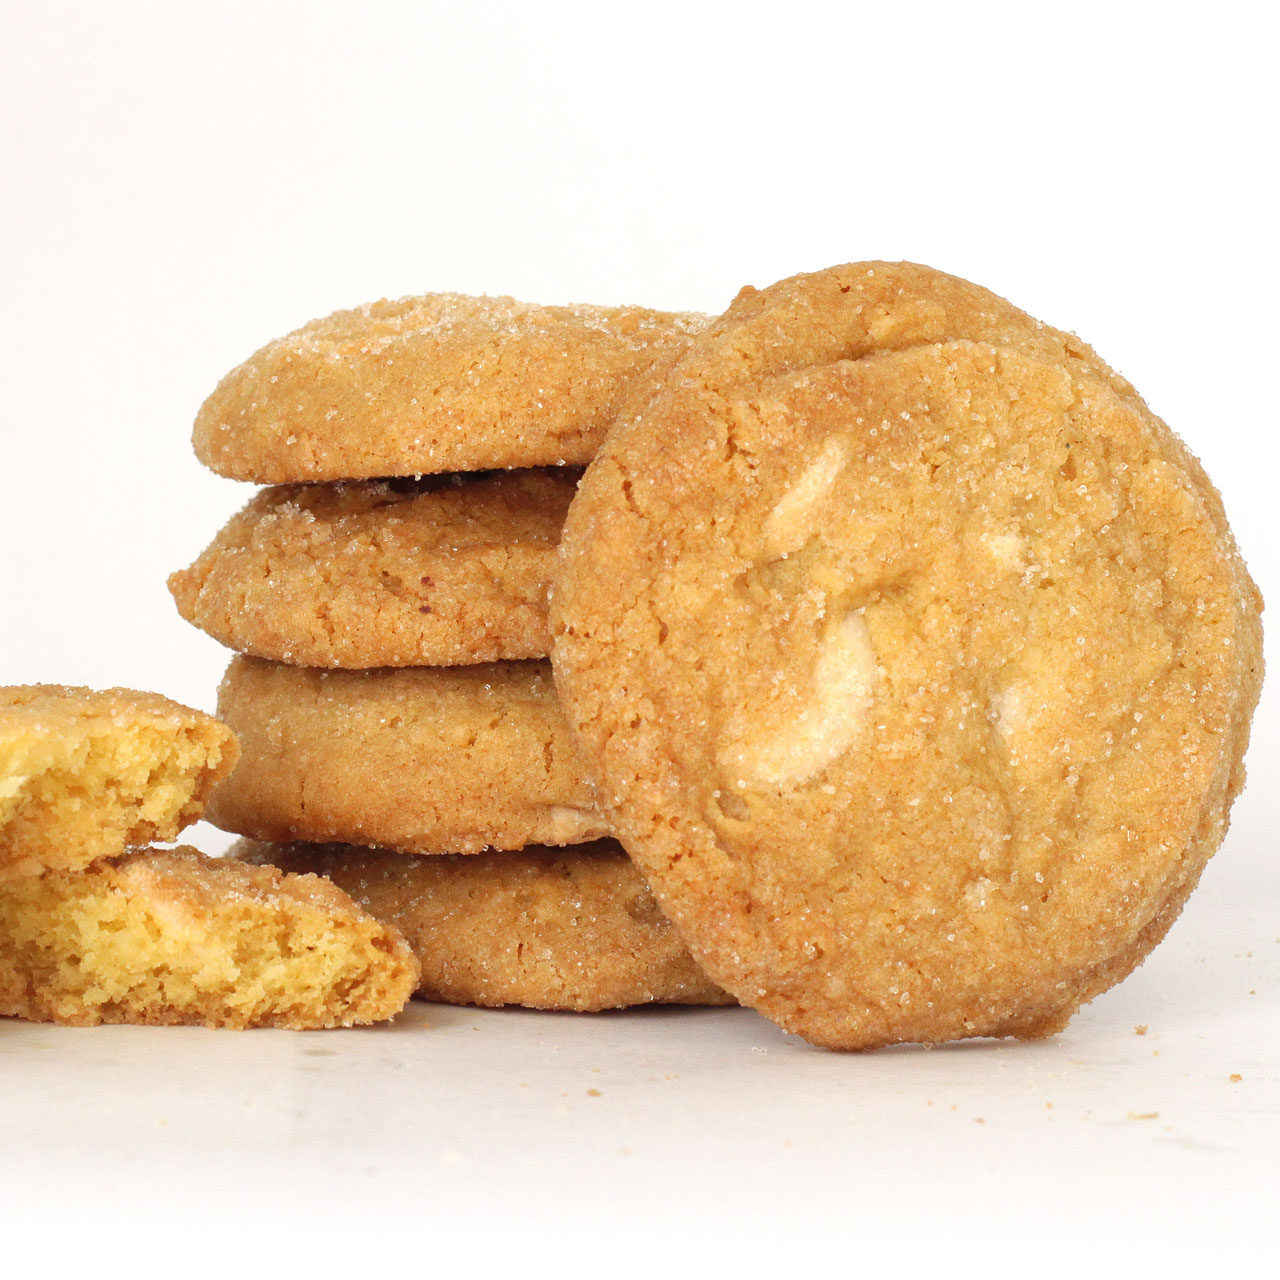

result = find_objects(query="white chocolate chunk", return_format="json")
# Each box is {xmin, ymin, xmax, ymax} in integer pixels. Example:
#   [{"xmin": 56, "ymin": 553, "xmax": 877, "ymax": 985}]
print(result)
[
  {"xmin": 544, "ymin": 805, "xmax": 601, "ymax": 841},
  {"xmin": 990, "ymin": 683, "xmax": 1029, "ymax": 738},
  {"xmin": 729, "ymin": 609, "xmax": 877, "ymax": 787},
  {"xmin": 981, "ymin": 529, "xmax": 1027, "ymax": 571},
  {"xmin": 0, "ymin": 773, "xmax": 28, "ymax": 803},
  {"xmin": 964, "ymin": 877, "xmax": 995, "ymax": 910},
  {"xmin": 762, "ymin": 437, "xmax": 848, "ymax": 559}
]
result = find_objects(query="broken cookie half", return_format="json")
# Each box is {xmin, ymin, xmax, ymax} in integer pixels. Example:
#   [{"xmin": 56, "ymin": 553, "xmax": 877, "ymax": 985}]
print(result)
[
  {"xmin": 0, "ymin": 684, "xmax": 419, "ymax": 1028},
  {"xmin": 0, "ymin": 848, "xmax": 419, "ymax": 1028},
  {"xmin": 0, "ymin": 684, "xmax": 239, "ymax": 881}
]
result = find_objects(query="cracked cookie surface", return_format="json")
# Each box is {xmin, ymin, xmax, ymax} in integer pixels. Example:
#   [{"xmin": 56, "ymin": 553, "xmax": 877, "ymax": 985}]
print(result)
[
  {"xmin": 209, "ymin": 657, "xmax": 607, "ymax": 855},
  {"xmin": 194, "ymin": 293, "xmax": 710, "ymax": 482},
  {"xmin": 170, "ymin": 469, "xmax": 575, "ymax": 668},
  {"xmin": 551, "ymin": 262, "xmax": 1263, "ymax": 1050},
  {"xmin": 235, "ymin": 838, "xmax": 730, "ymax": 1012}
]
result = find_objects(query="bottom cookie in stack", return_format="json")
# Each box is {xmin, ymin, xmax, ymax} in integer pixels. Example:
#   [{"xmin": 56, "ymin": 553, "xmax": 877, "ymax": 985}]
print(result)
[{"xmin": 234, "ymin": 838, "xmax": 732, "ymax": 1013}]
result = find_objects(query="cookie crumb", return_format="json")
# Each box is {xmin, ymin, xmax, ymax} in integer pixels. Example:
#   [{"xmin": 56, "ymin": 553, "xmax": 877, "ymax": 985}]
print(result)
[
  {"xmin": 586, "ymin": 1088, "xmax": 602, "ymax": 1097},
  {"xmin": 1134, "ymin": 1025, "xmax": 1148, "ymax": 1035},
  {"xmin": 1229, "ymin": 1073, "xmax": 1243, "ymax": 1083}
]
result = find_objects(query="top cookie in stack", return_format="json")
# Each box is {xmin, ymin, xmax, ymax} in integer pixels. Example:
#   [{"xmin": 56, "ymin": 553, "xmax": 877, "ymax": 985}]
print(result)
[
  {"xmin": 170, "ymin": 292, "xmax": 727, "ymax": 1013},
  {"xmin": 191, "ymin": 293, "xmax": 710, "ymax": 481}
]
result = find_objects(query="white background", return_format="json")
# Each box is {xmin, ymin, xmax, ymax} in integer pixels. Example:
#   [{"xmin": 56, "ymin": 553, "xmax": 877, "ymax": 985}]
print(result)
[{"xmin": 1, "ymin": 1, "xmax": 1276, "ymax": 1269}]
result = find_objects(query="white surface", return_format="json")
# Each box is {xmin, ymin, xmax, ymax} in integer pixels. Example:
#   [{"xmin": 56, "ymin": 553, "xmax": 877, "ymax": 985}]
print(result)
[{"xmin": 1, "ymin": 0, "xmax": 1277, "ymax": 1261}]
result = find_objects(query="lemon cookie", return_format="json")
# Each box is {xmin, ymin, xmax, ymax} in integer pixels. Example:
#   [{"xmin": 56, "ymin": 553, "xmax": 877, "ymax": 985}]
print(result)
[
  {"xmin": 169, "ymin": 469, "xmax": 575, "ymax": 668},
  {"xmin": 0, "ymin": 846, "xmax": 419, "ymax": 1028},
  {"xmin": 236, "ymin": 838, "xmax": 731, "ymax": 1012},
  {"xmin": 552, "ymin": 264, "xmax": 1263, "ymax": 1051},
  {"xmin": 194, "ymin": 294, "xmax": 709, "ymax": 482},
  {"xmin": 209, "ymin": 657, "xmax": 606, "ymax": 854},
  {"xmin": 0, "ymin": 685, "xmax": 238, "ymax": 881}
]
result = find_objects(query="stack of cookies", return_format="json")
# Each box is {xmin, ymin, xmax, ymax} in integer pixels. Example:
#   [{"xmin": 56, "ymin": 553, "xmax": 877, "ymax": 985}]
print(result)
[
  {"xmin": 170, "ymin": 295, "xmax": 731, "ymax": 1012},
  {"xmin": 174, "ymin": 268, "xmax": 1264, "ymax": 1050}
]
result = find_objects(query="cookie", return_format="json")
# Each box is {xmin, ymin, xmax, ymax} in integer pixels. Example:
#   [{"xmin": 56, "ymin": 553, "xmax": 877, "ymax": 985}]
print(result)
[
  {"xmin": 194, "ymin": 294, "xmax": 710, "ymax": 482},
  {"xmin": 0, "ymin": 846, "xmax": 419, "ymax": 1028},
  {"xmin": 235, "ymin": 838, "xmax": 731, "ymax": 1012},
  {"xmin": 551, "ymin": 262, "xmax": 1263, "ymax": 1050},
  {"xmin": 0, "ymin": 685, "xmax": 239, "ymax": 881},
  {"xmin": 169, "ymin": 469, "xmax": 575, "ymax": 669},
  {"xmin": 209, "ymin": 656, "xmax": 606, "ymax": 854}
]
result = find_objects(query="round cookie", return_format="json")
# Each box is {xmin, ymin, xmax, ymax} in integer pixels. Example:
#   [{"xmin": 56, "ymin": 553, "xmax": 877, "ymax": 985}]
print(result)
[
  {"xmin": 169, "ymin": 469, "xmax": 576, "ymax": 668},
  {"xmin": 194, "ymin": 293, "xmax": 710, "ymax": 482},
  {"xmin": 1, "ymin": 684, "xmax": 238, "ymax": 881},
  {"xmin": 209, "ymin": 657, "xmax": 607, "ymax": 855},
  {"xmin": 552, "ymin": 263, "xmax": 1263, "ymax": 1051},
  {"xmin": 234, "ymin": 838, "xmax": 732, "ymax": 1012}
]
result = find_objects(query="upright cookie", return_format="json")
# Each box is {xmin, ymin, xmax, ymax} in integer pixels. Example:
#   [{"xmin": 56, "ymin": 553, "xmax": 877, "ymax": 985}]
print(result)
[
  {"xmin": 236, "ymin": 838, "xmax": 731, "ymax": 1012},
  {"xmin": 194, "ymin": 294, "xmax": 709, "ymax": 482},
  {"xmin": 169, "ymin": 469, "xmax": 575, "ymax": 669},
  {"xmin": 209, "ymin": 657, "xmax": 606, "ymax": 855},
  {"xmin": 552, "ymin": 263, "xmax": 1263, "ymax": 1050},
  {"xmin": 0, "ymin": 685, "xmax": 238, "ymax": 881},
  {"xmin": 0, "ymin": 847, "xmax": 419, "ymax": 1028}
]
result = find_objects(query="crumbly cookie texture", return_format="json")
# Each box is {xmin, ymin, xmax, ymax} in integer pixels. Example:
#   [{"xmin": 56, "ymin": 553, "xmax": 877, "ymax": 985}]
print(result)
[
  {"xmin": 0, "ymin": 847, "xmax": 420, "ymax": 1028},
  {"xmin": 209, "ymin": 657, "xmax": 606, "ymax": 855},
  {"xmin": 0, "ymin": 685, "xmax": 239, "ymax": 881},
  {"xmin": 552, "ymin": 262, "xmax": 1263, "ymax": 1051},
  {"xmin": 169, "ymin": 469, "xmax": 576, "ymax": 669},
  {"xmin": 235, "ymin": 838, "xmax": 731, "ymax": 1012},
  {"xmin": 193, "ymin": 293, "xmax": 710, "ymax": 482}
]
